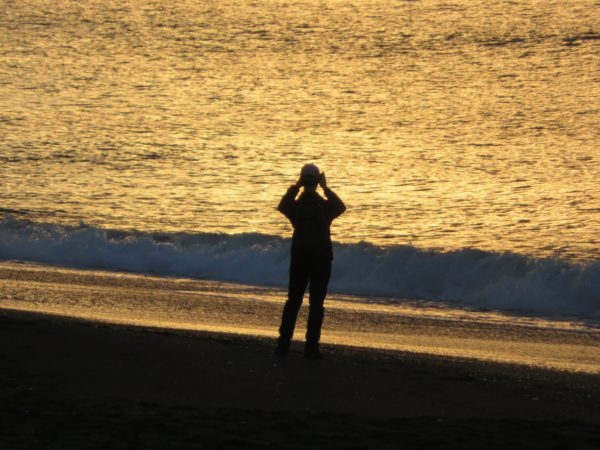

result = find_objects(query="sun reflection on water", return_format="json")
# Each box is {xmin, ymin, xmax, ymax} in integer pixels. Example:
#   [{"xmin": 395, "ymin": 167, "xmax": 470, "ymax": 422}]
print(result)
[{"xmin": 0, "ymin": 0, "xmax": 599, "ymax": 261}]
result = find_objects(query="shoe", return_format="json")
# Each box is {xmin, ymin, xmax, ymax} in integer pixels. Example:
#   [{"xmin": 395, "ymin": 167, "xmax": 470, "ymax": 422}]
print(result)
[
  {"xmin": 303, "ymin": 344, "xmax": 323, "ymax": 360},
  {"xmin": 274, "ymin": 340, "xmax": 290, "ymax": 356}
]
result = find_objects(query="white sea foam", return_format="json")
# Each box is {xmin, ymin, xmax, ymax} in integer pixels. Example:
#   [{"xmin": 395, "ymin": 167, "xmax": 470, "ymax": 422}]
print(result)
[{"xmin": 1, "ymin": 216, "xmax": 598, "ymax": 318}]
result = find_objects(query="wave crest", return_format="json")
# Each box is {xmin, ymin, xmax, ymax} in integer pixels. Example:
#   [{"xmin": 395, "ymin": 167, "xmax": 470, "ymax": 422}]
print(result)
[{"xmin": 0, "ymin": 216, "xmax": 598, "ymax": 317}]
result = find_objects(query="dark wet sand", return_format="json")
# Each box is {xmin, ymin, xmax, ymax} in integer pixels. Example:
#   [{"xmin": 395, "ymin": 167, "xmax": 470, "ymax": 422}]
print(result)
[
  {"xmin": 1, "ymin": 309, "xmax": 599, "ymax": 449},
  {"xmin": 2, "ymin": 260, "xmax": 599, "ymax": 373}
]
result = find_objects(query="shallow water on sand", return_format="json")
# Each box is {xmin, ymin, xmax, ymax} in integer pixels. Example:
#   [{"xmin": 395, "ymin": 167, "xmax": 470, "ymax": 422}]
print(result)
[
  {"xmin": 1, "ymin": 0, "xmax": 599, "ymax": 261},
  {"xmin": 1, "ymin": 262, "xmax": 599, "ymax": 373}
]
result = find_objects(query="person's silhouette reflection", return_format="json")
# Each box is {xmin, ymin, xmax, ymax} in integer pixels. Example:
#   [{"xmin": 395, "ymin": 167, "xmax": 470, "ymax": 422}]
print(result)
[{"xmin": 275, "ymin": 164, "xmax": 346, "ymax": 359}]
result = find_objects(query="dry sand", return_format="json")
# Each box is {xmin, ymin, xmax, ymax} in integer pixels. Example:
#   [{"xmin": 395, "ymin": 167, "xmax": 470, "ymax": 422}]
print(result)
[{"xmin": 1, "ymin": 308, "xmax": 599, "ymax": 449}]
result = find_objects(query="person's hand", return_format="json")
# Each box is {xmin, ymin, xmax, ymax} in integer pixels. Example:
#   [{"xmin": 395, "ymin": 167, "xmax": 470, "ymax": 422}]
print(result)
[
  {"xmin": 318, "ymin": 172, "xmax": 327, "ymax": 189},
  {"xmin": 295, "ymin": 176, "xmax": 303, "ymax": 188}
]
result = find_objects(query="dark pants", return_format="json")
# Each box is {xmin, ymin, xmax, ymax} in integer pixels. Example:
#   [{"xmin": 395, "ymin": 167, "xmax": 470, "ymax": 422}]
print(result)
[{"xmin": 278, "ymin": 257, "xmax": 332, "ymax": 346}]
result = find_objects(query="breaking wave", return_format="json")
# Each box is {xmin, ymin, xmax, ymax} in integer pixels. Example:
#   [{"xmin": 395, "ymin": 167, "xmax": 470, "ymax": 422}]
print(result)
[{"xmin": 1, "ymin": 215, "xmax": 599, "ymax": 317}]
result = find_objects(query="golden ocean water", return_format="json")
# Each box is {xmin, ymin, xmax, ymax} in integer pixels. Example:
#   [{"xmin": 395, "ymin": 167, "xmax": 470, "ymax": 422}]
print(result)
[{"xmin": 1, "ymin": 0, "xmax": 599, "ymax": 261}]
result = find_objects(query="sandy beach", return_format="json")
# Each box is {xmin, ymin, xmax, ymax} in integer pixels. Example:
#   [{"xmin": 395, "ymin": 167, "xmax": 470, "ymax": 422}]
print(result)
[
  {"xmin": 1, "ymin": 263, "xmax": 600, "ymax": 448},
  {"xmin": 1, "ymin": 311, "xmax": 599, "ymax": 449}
]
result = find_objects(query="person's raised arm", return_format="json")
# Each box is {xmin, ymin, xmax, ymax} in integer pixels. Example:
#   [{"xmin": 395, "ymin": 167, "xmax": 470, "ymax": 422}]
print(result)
[
  {"xmin": 277, "ymin": 178, "xmax": 302, "ymax": 220},
  {"xmin": 319, "ymin": 173, "xmax": 346, "ymax": 219}
]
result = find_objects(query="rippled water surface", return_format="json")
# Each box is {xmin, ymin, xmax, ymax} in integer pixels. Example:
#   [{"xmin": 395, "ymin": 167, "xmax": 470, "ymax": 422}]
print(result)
[{"xmin": 1, "ymin": 0, "xmax": 599, "ymax": 260}]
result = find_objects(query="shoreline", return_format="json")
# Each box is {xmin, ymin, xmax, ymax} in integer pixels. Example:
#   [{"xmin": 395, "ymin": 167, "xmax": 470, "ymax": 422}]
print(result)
[
  {"xmin": 1, "ymin": 260, "xmax": 599, "ymax": 373},
  {"xmin": 1, "ymin": 308, "xmax": 599, "ymax": 449},
  {"xmin": 3, "ymin": 306, "xmax": 600, "ymax": 383}
]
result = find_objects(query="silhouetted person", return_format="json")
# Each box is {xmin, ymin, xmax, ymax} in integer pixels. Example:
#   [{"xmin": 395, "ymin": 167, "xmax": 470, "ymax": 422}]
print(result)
[{"xmin": 275, "ymin": 164, "xmax": 346, "ymax": 359}]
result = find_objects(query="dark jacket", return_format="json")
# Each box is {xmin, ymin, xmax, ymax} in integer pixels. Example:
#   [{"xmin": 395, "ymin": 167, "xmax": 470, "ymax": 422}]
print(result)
[{"xmin": 278, "ymin": 185, "xmax": 346, "ymax": 261}]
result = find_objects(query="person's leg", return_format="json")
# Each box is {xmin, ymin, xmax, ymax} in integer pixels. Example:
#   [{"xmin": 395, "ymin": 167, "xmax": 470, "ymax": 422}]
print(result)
[
  {"xmin": 277, "ymin": 260, "xmax": 309, "ymax": 354},
  {"xmin": 305, "ymin": 260, "xmax": 332, "ymax": 357}
]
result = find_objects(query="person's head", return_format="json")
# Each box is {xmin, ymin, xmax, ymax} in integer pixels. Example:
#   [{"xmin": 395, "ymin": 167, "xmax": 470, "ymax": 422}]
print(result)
[{"xmin": 300, "ymin": 163, "xmax": 320, "ymax": 191}]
